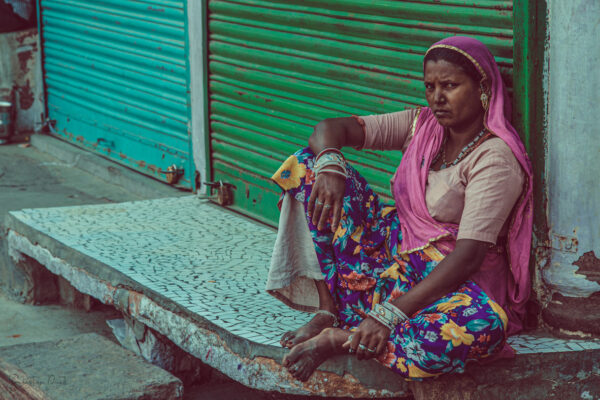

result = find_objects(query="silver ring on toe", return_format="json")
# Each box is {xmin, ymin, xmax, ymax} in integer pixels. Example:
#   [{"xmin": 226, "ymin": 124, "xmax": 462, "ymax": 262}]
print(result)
[
  {"xmin": 358, "ymin": 344, "xmax": 367, "ymax": 351},
  {"xmin": 315, "ymin": 199, "xmax": 323, "ymax": 205},
  {"xmin": 367, "ymin": 347, "xmax": 376, "ymax": 353}
]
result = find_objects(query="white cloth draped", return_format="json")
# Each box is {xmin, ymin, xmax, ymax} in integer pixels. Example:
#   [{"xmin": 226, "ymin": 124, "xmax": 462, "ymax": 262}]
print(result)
[{"xmin": 265, "ymin": 193, "xmax": 323, "ymax": 312}]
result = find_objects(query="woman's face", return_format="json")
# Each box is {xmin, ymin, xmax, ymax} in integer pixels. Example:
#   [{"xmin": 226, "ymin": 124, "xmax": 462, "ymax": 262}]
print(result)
[{"xmin": 424, "ymin": 59, "xmax": 484, "ymax": 132}]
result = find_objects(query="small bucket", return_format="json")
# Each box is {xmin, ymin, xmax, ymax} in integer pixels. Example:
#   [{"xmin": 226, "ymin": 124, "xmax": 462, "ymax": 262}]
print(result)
[{"xmin": 0, "ymin": 101, "xmax": 13, "ymax": 144}]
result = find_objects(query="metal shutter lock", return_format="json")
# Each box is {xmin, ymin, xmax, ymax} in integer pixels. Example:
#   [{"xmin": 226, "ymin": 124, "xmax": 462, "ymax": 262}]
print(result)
[
  {"xmin": 158, "ymin": 164, "xmax": 184, "ymax": 185},
  {"xmin": 204, "ymin": 180, "xmax": 236, "ymax": 206}
]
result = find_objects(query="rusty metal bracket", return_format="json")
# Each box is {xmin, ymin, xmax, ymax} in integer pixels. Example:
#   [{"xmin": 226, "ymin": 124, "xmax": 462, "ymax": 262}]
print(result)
[
  {"xmin": 158, "ymin": 164, "xmax": 184, "ymax": 185},
  {"xmin": 37, "ymin": 118, "xmax": 56, "ymax": 134},
  {"xmin": 204, "ymin": 180, "xmax": 236, "ymax": 206}
]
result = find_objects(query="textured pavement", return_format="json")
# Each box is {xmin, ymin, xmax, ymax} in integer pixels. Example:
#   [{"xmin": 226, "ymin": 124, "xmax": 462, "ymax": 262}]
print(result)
[{"xmin": 0, "ymin": 333, "xmax": 182, "ymax": 399}]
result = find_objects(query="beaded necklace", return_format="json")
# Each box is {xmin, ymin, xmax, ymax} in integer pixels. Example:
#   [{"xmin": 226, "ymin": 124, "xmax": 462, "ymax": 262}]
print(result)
[{"xmin": 432, "ymin": 129, "xmax": 488, "ymax": 170}]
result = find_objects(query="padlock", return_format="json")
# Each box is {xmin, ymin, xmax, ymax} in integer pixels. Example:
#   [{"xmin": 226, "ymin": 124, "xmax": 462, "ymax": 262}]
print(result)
[
  {"xmin": 204, "ymin": 180, "xmax": 235, "ymax": 206},
  {"xmin": 217, "ymin": 180, "xmax": 233, "ymax": 206}
]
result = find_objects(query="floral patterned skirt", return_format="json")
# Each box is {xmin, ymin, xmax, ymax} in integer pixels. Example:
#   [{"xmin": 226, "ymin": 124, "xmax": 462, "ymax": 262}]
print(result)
[{"xmin": 272, "ymin": 147, "xmax": 508, "ymax": 379}]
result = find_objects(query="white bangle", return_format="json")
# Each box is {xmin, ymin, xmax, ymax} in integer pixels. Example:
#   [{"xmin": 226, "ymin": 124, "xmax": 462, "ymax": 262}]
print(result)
[
  {"xmin": 316, "ymin": 148, "xmax": 344, "ymax": 161},
  {"xmin": 384, "ymin": 302, "xmax": 409, "ymax": 321},
  {"xmin": 318, "ymin": 168, "xmax": 347, "ymax": 179},
  {"xmin": 315, "ymin": 159, "xmax": 346, "ymax": 173},
  {"xmin": 368, "ymin": 310, "xmax": 394, "ymax": 330},
  {"xmin": 314, "ymin": 153, "xmax": 346, "ymax": 173},
  {"xmin": 371, "ymin": 303, "xmax": 407, "ymax": 328}
]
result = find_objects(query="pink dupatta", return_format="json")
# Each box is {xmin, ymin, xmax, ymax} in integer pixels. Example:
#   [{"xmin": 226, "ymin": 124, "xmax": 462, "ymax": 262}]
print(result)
[{"xmin": 393, "ymin": 37, "xmax": 534, "ymax": 337}]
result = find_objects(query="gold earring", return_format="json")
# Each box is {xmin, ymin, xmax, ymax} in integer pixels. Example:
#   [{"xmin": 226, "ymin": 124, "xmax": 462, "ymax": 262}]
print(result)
[
  {"xmin": 479, "ymin": 82, "xmax": 490, "ymax": 111},
  {"xmin": 480, "ymin": 92, "xmax": 489, "ymax": 111}
]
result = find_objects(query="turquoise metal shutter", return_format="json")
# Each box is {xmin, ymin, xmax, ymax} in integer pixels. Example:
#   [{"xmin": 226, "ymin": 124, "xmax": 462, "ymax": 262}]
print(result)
[
  {"xmin": 208, "ymin": 0, "xmax": 513, "ymax": 225},
  {"xmin": 40, "ymin": 0, "xmax": 194, "ymax": 188}
]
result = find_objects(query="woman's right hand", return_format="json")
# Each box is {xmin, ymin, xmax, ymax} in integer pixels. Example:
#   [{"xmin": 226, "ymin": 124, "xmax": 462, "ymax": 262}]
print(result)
[
  {"xmin": 306, "ymin": 116, "xmax": 365, "ymax": 232},
  {"xmin": 307, "ymin": 171, "xmax": 346, "ymax": 232}
]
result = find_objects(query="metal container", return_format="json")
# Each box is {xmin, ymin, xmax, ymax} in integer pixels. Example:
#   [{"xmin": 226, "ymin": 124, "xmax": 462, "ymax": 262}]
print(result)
[{"xmin": 0, "ymin": 101, "xmax": 13, "ymax": 144}]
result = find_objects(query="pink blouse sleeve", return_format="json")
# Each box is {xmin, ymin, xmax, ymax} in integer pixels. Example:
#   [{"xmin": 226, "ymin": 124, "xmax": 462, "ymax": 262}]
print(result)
[
  {"xmin": 457, "ymin": 141, "xmax": 525, "ymax": 244},
  {"xmin": 354, "ymin": 109, "xmax": 419, "ymax": 153}
]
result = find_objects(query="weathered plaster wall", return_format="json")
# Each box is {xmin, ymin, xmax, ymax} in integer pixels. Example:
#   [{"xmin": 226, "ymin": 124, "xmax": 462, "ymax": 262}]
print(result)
[
  {"xmin": 543, "ymin": 0, "xmax": 600, "ymax": 298},
  {"xmin": 187, "ymin": 1, "xmax": 208, "ymax": 194},
  {"xmin": 0, "ymin": 28, "xmax": 44, "ymax": 135}
]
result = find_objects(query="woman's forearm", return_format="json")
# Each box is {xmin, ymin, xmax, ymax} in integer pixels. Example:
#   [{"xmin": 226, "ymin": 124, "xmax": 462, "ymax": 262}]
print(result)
[
  {"xmin": 389, "ymin": 239, "xmax": 489, "ymax": 316},
  {"xmin": 309, "ymin": 117, "xmax": 365, "ymax": 155}
]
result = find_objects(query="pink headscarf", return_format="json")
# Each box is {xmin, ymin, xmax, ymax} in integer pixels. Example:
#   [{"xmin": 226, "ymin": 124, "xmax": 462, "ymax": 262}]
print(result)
[{"xmin": 393, "ymin": 36, "xmax": 534, "ymax": 335}]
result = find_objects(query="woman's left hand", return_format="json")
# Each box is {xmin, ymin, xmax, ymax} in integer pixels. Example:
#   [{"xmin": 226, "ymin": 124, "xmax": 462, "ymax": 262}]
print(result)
[{"xmin": 342, "ymin": 317, "xmax": 391, "ymax": 360}]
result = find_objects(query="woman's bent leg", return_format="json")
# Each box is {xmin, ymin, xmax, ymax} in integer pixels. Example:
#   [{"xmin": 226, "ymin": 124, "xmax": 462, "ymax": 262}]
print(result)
[
  {"xmin": 378, "ymin": 281, "xmax": 507, "ymax": 379},
  {"xmin": 273, "ymin": 147, "xmax": 398, "ymax": 333},
  {"xmin": 273, "ymin": 148, "xmax": 349, "ymax": 348}
]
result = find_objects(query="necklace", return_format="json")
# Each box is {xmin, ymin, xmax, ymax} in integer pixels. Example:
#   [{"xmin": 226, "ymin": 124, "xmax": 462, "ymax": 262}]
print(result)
[{"xmin": 435, "ymin": 129, "xmax": 487, "ymax": 170}]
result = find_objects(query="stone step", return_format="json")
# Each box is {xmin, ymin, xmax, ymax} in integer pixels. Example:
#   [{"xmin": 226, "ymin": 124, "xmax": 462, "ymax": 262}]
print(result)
[
  {"xmin": 4, "ymin": 196, "xmax": 411, "ymax": 398},
  {"xmin": 409, "ymin": 341, "xmax": 600, "ymax": 400},
  {"xmin": 0, "ymin": 333, "xmax": 183, "ymax": 400},
  {"xmin": 5, "ymin": 196, "xmax": 600, "ymax": 399}
]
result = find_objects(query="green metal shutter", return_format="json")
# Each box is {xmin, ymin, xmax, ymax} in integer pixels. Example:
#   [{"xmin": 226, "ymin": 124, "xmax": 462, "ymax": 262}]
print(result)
[
  {"xmin": 208, "ymin": 0, "xmax": 513, "ymax": 225},
  {"xmin": 40, "ymin": 0, "xmax": 194, "ymax": 188}
]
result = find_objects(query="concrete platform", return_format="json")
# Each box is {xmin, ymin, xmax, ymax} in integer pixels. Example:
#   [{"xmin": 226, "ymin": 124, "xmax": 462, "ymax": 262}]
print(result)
[
  {"xmin": 0, "ymin": 333, "xmax": 182, "ymax": 400},
  {"xmin": 5, "ymin": 196, "xmax": 600, "ymax": 398}
]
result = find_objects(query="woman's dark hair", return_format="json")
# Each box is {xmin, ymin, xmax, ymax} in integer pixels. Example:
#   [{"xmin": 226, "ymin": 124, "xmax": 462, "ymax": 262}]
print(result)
[{"xmin": 423, "ymin": 47, "xmax": 483, "ymax": 83}]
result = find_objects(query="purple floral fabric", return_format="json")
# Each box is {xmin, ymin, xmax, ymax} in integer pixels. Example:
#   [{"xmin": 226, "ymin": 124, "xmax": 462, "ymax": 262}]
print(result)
[{"xmin": 272, "ymin": 148, "xmax": 509, "ymax": 379}]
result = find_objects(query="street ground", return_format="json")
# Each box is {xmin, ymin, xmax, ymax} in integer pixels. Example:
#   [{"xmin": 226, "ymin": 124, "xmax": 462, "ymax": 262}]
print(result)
[{"xmin": 0, "ymin": 138, "xmax": 281, "ymax": 399}]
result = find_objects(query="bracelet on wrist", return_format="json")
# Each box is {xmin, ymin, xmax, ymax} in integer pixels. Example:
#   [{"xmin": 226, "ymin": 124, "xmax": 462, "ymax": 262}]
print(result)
[
  {"xmin": 319, "ymin": 168, "xmax": 348, "ymax": 179},
  {"xmin": 371, "ymin": 303, "xmax": 408, "ymax": 330},
  {"xmin": 316, "ymin": 147, "xmax": 344, "ymax": 161},
  {"xmin": 368, "ymin": 312, "xmax": 394, "ymax": 331}
]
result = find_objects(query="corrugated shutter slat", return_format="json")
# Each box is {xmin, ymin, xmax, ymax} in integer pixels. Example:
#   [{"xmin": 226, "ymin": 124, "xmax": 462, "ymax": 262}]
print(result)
[
  {"xmin": 41, "ymin": 0, "xmax": 193, "ymax": 186},
  {"xmin": 208, "ymin": 0, "xmax": 513, "ymax": 224}
]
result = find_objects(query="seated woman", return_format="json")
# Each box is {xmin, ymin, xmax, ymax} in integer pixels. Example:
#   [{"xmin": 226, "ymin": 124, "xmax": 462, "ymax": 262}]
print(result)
[{"xmin": 268, "ymin": 36, "xmax": 533, "ymax": 382}]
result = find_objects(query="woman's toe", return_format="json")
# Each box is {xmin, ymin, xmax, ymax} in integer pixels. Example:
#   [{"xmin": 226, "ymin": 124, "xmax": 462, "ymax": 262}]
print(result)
[
  {"xmin": 290, "ymin": 365, "xmax": 302, "ymax": 378},
  {"xmin": 287, "ymin": 336, "xmax": 302, "ymax": 348},
  {"xmin": 299, "ymin": 370, "xmax": 311, "ymax": 382},
  {"xmin": 290, "ymin": 358, "xmax": 307, "ymax": 380},
  {"xmin": 297, "ymin": 364, "xmax": 313, "ymax": 381},
  {"xmin": 280, "ymin": 331, "xmax": 294, "ymax": 346},
  {"xmin": 283, "ymin": 349, "xmax": 300, "ymax": 368}
]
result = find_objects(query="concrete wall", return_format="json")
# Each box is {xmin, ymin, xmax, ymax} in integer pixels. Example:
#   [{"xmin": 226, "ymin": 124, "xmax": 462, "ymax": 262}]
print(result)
[
  {"xmin": 187, "ymin": 1, "xmax": 208, "ymax": 194},
  {"xmin": 0, "ymin": 28, "xmax": 44, "ymax": 136},
  {"xmin": 543, "ymin": 0, "xmax": 600, "ymax": 298}
]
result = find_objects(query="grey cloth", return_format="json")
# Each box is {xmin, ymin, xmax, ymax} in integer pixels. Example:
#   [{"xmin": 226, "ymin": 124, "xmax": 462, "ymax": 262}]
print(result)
[{"xmin": 266, "ymin": 193, "xmax": 323, "ymax": 312}]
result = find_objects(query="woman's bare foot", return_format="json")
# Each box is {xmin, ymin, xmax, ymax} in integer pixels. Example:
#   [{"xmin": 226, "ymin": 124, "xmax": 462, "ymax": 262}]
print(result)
[
  {"xmin": 280, "ymin": 312, "xmax": 337, "ymax": 349},
  {"xmin": 282, "ymin": 327, "xmax": 349, "ymax": 382}
]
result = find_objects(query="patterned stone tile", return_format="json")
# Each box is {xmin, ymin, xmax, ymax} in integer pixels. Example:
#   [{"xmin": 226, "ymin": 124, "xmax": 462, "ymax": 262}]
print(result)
[
  {"xmin": 506, "ymin": 334, "xmax": 600, "ymax": 354},
  {"xmin": 11, "ymin": 196, "xmax": 312, "ymax": 346},
  {"xmin": 10, "ymin": 196, "xmax": 600, "ymax": 355}
]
